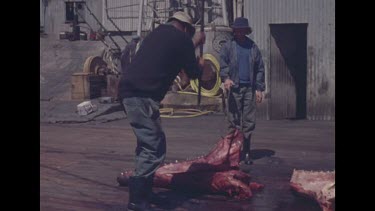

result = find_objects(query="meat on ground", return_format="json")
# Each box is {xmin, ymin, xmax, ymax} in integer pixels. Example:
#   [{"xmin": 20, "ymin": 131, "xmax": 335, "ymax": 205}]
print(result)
[
  {"xmin": 118, "ymin": 129, "xmax": 263, "ymax": 199},
  {"xmin": 290, "ymin": 169, "xmax": 335, "ymax": 211}
]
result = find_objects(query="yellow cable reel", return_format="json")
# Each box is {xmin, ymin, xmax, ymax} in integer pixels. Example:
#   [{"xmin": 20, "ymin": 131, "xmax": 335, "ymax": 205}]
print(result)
[{"xmin": 190, "ymin": 53, "xmax": 221, "ymax": 97}]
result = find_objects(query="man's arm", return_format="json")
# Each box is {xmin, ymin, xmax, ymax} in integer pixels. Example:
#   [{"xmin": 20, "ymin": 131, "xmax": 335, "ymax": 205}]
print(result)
[
  {"xmin": 254, "ymin": 45, "xmax": 265, "ymax": 103},
  {"xmin": 219, "ymin": 42, "xmax": 235, "ymax": 90},
  {"xmin": 182, "ymin": 32, "xmax": 206, "ymax": 79},
  {"xmin": 181, "ymin": 41, "xmax": 201, "ymax": 80},
  {"xmin": 254, "ymin": 45, "xmax": 265, "ymax": 92},
  {"xmin": 219, "ymin": 42, "xmax": 231, "ymax": 82},
  {"xmin": 192, "ymin": 31, "xmax": 206, "ymax": 48}
]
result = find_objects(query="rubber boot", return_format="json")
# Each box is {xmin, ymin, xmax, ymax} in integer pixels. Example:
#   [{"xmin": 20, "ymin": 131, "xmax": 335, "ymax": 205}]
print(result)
[
  {"xmin": 240, "ymin": 135, "xmax": 253, "ymax": 165},
  {"xmin": 145, "ymin": 176, "xmax": 169, "ymax": 206},
  {"xmin": 127, "ymin": 176, "xmax": 151, "ymax": 211}
]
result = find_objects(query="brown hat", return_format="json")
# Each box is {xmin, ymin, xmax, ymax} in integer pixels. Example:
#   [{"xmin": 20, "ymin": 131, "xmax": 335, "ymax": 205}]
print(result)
[{"xmin": 168, "ymin": 11, "xmax": 196, "ymax": 35}]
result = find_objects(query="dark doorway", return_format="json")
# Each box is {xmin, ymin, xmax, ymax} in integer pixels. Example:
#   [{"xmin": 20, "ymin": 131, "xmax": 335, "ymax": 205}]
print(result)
[
  {"xmin": 65, "ymin": 2, "xmax": 75, "ymax": 23},
  {"xmin": 270, "ymin": 24, "xmax": 307, "ymax": 119}
]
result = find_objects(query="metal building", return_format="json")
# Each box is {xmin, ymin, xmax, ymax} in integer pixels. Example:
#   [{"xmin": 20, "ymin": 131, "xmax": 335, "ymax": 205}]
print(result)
[{"xmin": 243, "ymin": 0, "xmax": 335, "ymax": 120}]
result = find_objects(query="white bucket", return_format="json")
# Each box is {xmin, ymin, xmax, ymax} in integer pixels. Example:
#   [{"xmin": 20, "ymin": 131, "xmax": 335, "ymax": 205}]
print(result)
[{"xmin": 77, "ymin": 101, "xmax": 97, "ymax": 116}]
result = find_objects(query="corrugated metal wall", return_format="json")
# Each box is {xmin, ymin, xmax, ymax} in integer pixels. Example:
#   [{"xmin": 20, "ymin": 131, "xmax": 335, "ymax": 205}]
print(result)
[
  {"xmin": 269, "ymin": 25, "xmax": 297, "ymax": 119},
  {"xmin": 244, "ymin": 0, "xmax": 335, "ymax": 120}
]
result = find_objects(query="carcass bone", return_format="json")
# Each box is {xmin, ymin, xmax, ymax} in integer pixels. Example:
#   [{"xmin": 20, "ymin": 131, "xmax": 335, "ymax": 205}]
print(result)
[
  {"xmin": 290, "ymin": 169, "xmax": 335, "ymax": 211},
  {"xmin": 118, "ymin": 129, "xmax": 264, "ymax": 199}
]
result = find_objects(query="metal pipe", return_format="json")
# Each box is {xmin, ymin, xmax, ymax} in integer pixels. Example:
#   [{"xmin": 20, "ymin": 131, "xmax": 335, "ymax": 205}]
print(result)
[
  {"xmin": 199, "ymin": 1, "xmax": 204, "ymax": 56},
  {"xmin": 151, "ymin": 0, "xmax": 157, "ymax": 30},
  {"xmin": 221, "ymin": 0, "xmax": 228, "ymax": 26},
  {"xmin": 137, "ymin": 0, "xmax": 145, "ymax": 36},
  {"xmin": 198, "ymin": 0, "xmax": 205, "ymax": 107}
]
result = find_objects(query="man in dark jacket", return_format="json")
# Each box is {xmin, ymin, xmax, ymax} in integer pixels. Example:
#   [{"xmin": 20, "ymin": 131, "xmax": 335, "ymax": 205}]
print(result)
[
  {"xmin": 118, "ymin": 11, "xmax": 205, "ymax": 211},
  {"xmin": 220, "ymin": 17, "xmax": 265, "ymax": 165}
]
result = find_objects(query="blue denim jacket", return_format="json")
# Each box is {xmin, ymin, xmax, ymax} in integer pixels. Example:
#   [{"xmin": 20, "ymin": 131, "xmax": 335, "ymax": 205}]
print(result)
[{"xmin": 219, "ymin": 38, "xmax": 265, "ymax": 91}]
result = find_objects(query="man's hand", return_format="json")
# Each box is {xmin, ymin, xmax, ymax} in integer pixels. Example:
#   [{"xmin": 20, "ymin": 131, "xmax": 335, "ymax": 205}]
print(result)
[
  {"xmin": 224, "ymin": 79, "xmax": 235, "ymax": 90},
  {"xmin": 256, "ymin": 90, "xmax": 263, "ymax": 103},
  {"xmin": 197, "ymin": 56, "xmax": 205, "ymax": 69}
]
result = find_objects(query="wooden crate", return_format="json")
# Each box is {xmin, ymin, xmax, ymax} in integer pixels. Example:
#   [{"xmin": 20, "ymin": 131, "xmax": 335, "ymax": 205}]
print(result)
[{"xmin": 71, "ymin": 73, "xmax": 107, "ymax": 100}]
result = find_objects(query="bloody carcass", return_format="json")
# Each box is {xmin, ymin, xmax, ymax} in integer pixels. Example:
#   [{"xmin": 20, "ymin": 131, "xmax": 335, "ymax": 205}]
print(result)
[
  {"xmin": 118, "ymin": 129, "xmax": 263, "ymax": 199},
  {"xmin": 290, "ymin": 169, "xmax": 335, "ymax": 211}
]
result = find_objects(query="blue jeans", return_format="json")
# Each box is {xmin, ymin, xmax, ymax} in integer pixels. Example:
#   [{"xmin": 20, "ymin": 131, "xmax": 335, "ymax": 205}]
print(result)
[{"xmin": 122, "ymin": 97, "xmax": 166, "ymax": 179}]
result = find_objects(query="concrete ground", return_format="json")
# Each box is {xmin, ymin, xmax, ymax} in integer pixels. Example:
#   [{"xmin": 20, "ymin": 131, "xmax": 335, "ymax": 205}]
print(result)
[{"xmin": 40, "ymin": 114, "xmax": 334, "ymax": 211}]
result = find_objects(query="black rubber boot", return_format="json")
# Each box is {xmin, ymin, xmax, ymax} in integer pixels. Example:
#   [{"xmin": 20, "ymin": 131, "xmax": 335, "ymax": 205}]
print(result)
[
  {"xmin": 145, "ymin": 176, "xmax": 169, "ymax": 206},
  {"xmin": 240, "ymin": 135, "xmax": 253, "ymax": 165},
  {"xmin": 127, "ymin": 176, "xmax": 151, "ymax": 211}
]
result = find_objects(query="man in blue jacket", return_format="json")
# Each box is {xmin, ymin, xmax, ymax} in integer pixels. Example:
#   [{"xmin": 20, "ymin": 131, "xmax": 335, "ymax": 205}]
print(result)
[{"xmin": 220, "ymin": 17, "xmax": 265, "ymax": 165}]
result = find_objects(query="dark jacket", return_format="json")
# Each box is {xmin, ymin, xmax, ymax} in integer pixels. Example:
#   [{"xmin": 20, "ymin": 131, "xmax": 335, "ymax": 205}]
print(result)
[{"xmin": 118, "ymin": 24, "xmax": 201, "ymax": 102}]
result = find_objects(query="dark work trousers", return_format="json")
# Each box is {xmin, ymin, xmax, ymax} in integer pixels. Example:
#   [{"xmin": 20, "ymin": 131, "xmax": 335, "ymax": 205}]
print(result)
[
  {"xmin": 227, "ymin": 84, "xmax": 257, "ymax": 140},
  {"xmin": 122, "ymin": 97, "xmax": 166, "ymax": 180}
]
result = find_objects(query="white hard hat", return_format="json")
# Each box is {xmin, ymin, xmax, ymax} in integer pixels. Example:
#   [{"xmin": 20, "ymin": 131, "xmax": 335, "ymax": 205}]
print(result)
[
  {"xmin": 167, "ymin": 11, "xmax": 195, "ymax": 35},
  {"xmin": 168, "ymin": 11, "xmax": 193, "ymax": 25}
]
